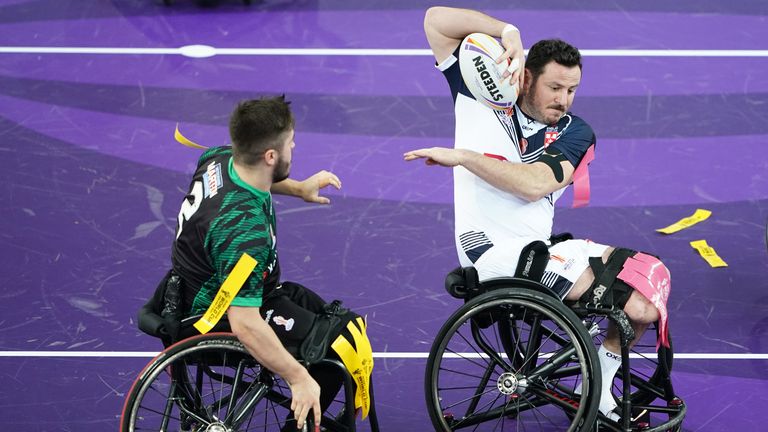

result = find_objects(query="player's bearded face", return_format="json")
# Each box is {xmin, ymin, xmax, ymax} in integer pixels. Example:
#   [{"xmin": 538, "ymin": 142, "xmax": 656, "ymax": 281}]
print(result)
[
  {"xmin": 272, "ymin": 129, "xmax": 294, "ymax": 183},
  {"xmin": 272, "ymin": 153, "xmax": 290, "ymax": 183},
  {"xmin": 522, "ymin": 63, "xmax": 580, "ymax": 125},
  {"xmin": 524, "ymin": 78, "xmax": 566, "ymax": 125}
]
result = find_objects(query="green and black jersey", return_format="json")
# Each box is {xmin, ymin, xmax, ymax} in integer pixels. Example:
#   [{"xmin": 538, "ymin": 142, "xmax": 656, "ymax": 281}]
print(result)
[{"xmin": 172, "ymin": 146, "xmax": 280, "ymax": 316}]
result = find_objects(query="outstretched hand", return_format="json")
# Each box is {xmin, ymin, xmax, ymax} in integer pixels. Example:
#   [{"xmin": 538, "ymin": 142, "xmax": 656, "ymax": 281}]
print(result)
[
  {"xmin": 404, "ymin": 147, "xmax": 464, "ymax": 167},
  {"xmin": 299, "ymin": 170, "xmax": 342, "ymax": 204},
  {"xmin": 497, "ymin": 25, "xmax": 525, "ymax": 91}
]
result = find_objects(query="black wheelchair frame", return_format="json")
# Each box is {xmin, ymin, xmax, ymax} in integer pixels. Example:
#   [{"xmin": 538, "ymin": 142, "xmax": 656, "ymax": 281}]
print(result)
[
  {"xmin": 425, "ymin": 271, "xmax": 686, "ymax": 432},
  {"xmin": 121, "ymin": 315, "xmax": 380, "ymax": 432}
]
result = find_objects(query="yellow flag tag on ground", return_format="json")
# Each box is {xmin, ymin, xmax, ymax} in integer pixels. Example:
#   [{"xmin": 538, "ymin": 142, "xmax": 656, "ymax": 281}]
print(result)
[
  {"xmin": 331, "ymin": 317, "xmax": 374, "ymax": 419},
  {"xmin": 175, "ymin": 123, "xmax": 208, "ymax": 149},
  {"xmin": 656, "ymin": 209, "xmax": 712, "ymax": 234},
  {"xmin": 194, "ymin": 254, "xmax": 258, "ymax": 334},
  {"xmin": 690, "ymin": 240, "xmax": 728, "ymax": 268}
]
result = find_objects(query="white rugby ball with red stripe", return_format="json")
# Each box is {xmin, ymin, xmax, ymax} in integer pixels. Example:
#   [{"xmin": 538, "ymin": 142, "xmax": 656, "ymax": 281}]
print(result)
[{"xmin": 459, "ymin": 33, "xmax": 519, "ymax": 110}]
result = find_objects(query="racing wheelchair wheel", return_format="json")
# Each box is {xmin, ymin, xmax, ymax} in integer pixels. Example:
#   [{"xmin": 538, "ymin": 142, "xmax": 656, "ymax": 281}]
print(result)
[
  {"xmin": 121, "ymin": 332, "xmax": 299, "ymax": 432},
  {"xmin": 426, "ymin": 287, "xmax": 601, "ymax": 432}
]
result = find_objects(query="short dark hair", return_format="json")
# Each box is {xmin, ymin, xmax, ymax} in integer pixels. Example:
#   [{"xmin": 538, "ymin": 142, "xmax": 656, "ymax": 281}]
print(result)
[
  {"xmin": 525, "ymin": 39, "xmax": 582, "ymax": 81},
  {"xmin": 228, "ymin": 96, "xmax": 295, "ymax": 166}
]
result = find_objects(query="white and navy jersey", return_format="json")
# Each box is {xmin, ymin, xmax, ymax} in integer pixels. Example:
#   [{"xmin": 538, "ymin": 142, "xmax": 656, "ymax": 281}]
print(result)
[{"xmin": 437, "ymin": 46, "xmax": 596, "ymax": 267}]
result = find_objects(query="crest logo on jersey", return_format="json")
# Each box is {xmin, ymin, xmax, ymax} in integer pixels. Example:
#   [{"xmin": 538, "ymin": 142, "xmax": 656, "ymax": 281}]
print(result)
[
  {"xmin": 203, "ymin": 162, "xmax": 223, "ymax": 198},
  {"xmin": 544, "ymin": 130, "xmax": 559, "ymax": 147}
]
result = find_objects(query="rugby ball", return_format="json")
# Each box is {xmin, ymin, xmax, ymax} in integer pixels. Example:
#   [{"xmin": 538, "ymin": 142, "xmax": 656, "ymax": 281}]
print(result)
[{"xmin": 459, "ymin": 33, "xmax": 519, "ymax": 110}]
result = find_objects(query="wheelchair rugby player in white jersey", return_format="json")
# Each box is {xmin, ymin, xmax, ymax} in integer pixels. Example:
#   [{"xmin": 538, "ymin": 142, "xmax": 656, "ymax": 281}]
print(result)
[{"xmin": 406, "ymin": 6, "xmax": 678, "ymax": 429}]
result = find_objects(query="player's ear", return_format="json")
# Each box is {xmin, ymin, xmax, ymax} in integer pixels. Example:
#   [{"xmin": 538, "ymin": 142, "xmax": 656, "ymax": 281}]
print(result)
[
  {"xmin": 522, "ymin": 69, "xmax": 533, "ymax": 94},
  {"xmin": 264, "ymin": 148, "xmax": 278, "ymax": 167}
]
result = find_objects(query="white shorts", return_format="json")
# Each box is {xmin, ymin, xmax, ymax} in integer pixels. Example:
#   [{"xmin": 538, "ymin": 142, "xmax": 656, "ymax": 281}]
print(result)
[{"xmin": 473, "ymin": 239, "xmax": 609, "ymax": 298}]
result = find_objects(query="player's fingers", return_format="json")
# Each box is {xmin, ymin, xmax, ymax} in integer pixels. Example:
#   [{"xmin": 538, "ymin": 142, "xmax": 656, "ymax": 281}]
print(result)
[
  {"xmin": 315, "ymin": 172, "xmax": 339, "ymax": 190},
  {"xmin": 517, "ymin": 59, "xmax": 526, "ymax": 90},
  {"xmin": 505, "ymin": 58, "xmax": 521, "ymax": 85},
  {"xmin": 312, "ymin": 400, "xmax": 322, "ymax": 430},
  {"xmin": 509, "ymin": 71, "xmax": 521, "ymax": 88},
  {"xmin": 328, "ymin": 173, "xmax": 342, "ymax": 189},
  {"xmin": 507, "ymin": 58, "xmax": 520, "ymax": 75},
  {"xmin": 496, "ymin": 46, "xmax": 513, "ymax": 65},
  {"xmin": 295, "ymin": 404, "xmax": 309, "ymax": 430}
]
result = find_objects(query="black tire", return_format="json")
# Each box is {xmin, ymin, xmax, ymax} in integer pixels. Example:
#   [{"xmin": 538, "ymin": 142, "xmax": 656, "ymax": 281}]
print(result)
[
  {"xmin": 425, "ymin": 287, "xmax": 601, "ymax": 432},
  {"xmin": 121, "ymin": 333, "xmax": 295, "ymax": 432}
]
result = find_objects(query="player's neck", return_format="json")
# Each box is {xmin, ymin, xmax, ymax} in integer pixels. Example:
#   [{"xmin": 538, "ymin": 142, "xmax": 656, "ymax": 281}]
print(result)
[{"xmin": 232, "ymin": 159, "xmax": 272, "ymax": 192}]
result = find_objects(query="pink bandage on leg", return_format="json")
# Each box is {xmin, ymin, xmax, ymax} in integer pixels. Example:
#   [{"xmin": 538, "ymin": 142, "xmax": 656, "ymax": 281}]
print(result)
[{"xmin": 617, "ymin": 253, "xmax": 671, "ymax": 349}]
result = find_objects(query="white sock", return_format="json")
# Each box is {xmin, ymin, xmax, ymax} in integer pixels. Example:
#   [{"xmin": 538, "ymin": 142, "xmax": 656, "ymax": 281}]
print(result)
[{"xmin": 597, "ymin": 345, "xmax": 622, "ymax": 419}]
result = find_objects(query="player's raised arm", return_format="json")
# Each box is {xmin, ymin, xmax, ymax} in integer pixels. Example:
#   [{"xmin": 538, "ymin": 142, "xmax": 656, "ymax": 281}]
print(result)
[{"xmin": 424, "ymin": 7, "xmax": 524, "ymax": 88}]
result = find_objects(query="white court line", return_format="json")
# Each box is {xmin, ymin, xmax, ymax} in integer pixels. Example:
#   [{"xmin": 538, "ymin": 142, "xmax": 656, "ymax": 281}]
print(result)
[
  {"xmin": 0, "ymin": 46, "xmax": 768, "ymax": 58},
  {"xmin": 1, "ymin": 351, "xmax": 766, "ymax": 359}
]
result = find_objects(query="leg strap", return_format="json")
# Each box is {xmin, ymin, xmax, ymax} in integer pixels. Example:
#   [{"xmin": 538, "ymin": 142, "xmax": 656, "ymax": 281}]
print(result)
[{"xmin": 579, "ymin": 247, "xmax": 636, "ymax": 309}]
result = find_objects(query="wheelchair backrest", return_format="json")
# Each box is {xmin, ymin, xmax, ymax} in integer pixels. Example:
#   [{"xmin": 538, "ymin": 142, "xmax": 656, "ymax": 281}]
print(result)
[{"xmin": 444, "ymin": 240, "xmax": 553, "ymax": 302}]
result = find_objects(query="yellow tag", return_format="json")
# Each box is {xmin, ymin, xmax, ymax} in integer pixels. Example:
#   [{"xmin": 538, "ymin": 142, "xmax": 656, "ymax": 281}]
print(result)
[
  {"xmin": 690, "ymin": 240, "xmax": 728, "ymax": 268},
  {"xmin": 331, "ymin": 317, "xmax": 374, "ymax": 419},
  {"xmin": 656, "ymin": 209, "xmax": 712, "ymax": 234},
  {"xmin": 175, "ymin": 123, "xmax": 208, "ymax": 149},
  {"xmin": 193, "ymin": 254, "xmax": 258, "ymax": 334}
]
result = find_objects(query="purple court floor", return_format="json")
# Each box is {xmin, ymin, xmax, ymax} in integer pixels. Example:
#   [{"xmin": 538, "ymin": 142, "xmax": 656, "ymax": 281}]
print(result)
[{"xmin": 1, "ymin": 0, "xmax": 767, "ymax": 430}]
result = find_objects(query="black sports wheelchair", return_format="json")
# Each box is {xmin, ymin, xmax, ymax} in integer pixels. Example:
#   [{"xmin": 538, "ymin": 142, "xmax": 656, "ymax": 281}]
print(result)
[
  {"xmin": 120, "ymin": 274, "xmax": 380, "ymax": 432},
  {"xmin": 425, "ymin": 238, "xmax": 686, "ymax": 432}
]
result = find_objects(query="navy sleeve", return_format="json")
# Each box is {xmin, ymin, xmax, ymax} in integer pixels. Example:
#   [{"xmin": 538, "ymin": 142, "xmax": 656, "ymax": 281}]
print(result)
[
  {"xmin": 547, "ymin": 116, "xmax": 596, "ymax": 169},
  {"xmin": 441, "ymin": 45, "xmax": 475, "ymax": 103}
]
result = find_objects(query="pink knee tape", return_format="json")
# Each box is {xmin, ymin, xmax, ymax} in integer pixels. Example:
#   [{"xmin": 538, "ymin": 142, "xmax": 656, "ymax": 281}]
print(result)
[{"xmin": 617, "ymin": 253, "xmax": 671, "ymax": 349}]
